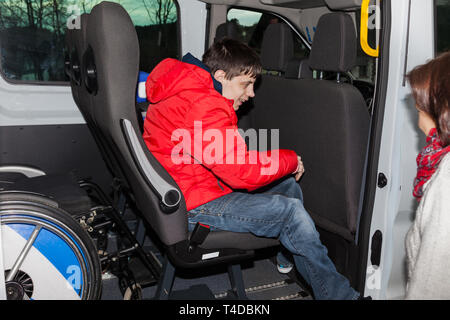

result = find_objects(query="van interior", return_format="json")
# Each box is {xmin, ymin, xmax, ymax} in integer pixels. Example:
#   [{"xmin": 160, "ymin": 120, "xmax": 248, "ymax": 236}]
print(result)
[{"xmin": 0, "ymin": 0, "xmax": 385, "ymax": 300}]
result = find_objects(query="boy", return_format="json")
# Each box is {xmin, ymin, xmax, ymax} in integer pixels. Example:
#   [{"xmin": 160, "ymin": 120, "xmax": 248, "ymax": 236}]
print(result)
[{"xmin": 143, "ymin": 38, "xmax": 360, "ymax": 300}]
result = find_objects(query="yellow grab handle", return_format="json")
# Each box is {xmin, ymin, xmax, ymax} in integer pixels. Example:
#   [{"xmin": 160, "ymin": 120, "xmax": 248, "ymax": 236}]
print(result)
[{"xmin": 360, "ymin": 0, "xmax": 379, "ymax": 57}]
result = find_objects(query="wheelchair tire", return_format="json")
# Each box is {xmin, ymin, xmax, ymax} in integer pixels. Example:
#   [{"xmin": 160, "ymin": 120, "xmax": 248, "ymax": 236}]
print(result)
[{"xmin": 0, "ymin": 192, "xmax": 102, "ymax": 300}]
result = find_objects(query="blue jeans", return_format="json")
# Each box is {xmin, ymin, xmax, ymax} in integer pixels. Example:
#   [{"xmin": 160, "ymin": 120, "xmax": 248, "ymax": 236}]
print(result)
[{"xmin": 188, "ymin": 177, "xmax": 359, "ymax": 300}]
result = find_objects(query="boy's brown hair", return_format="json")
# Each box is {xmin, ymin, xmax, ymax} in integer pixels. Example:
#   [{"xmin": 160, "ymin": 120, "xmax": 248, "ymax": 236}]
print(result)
[{"xmin": 202, "ymin": 38, "xmax": 262, "ymax": 80}]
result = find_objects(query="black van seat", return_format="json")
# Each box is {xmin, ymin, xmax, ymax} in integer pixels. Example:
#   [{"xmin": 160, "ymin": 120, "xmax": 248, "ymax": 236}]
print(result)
[
  {"xmin": 66, "ymin": 12, "xmax": 129, "ymax": 189},
  {"xmin": 285, "ymin": 58, "xmax": 313, "ymax": 79},
  {"xmin": 237, "ymin": 23, "xmax": 295, "ymax": 132},
  {"xmin": 214, "ymin": 20, "xmax": 239, "ymax": 42},
  {"xmin": 67, "ymin": 2, "xmax": 280, "ymax": 299},
  {"xmin": 252, "ymin": 14, "xmax": 370, "ymax": 241},
  {"xmin": 260, "ymin": 22, "xmax": 312, "ymax": 80},
  {"xmin": 260, "ymin": 23, "xmax": 294, "ymax": 75}
]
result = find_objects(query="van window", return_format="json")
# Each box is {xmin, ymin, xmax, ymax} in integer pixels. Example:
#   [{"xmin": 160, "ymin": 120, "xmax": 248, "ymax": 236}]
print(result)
[
  {"xmin": 228, "ymin": 8, "xmax": 376, "ymax": 85},
  {"xmin": 0, "ymin": 0, "xmax": 179, "ymax": 83},
  {"xmin": 436, "ymin": 0, "xmax": 450, "ymax": 54},
  {"xmin": 227, "ymin": 8, "xmax": 309, "ymax": 60}
]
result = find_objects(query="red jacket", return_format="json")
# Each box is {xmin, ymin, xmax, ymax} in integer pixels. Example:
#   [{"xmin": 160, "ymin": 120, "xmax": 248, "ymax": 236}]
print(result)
[{"xmin": 143, "ymin": 58, "xmax": 298, "ymax": 211}]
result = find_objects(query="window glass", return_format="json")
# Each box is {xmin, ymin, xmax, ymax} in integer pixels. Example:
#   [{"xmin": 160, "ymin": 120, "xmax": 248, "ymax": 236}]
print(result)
[
  {"xmin": 227, "ymin": 8, "xmax": 308, "ymax": 59},
  {"xmin": 0, "ymin": 0, "xmax": 179, "ymax": 83},
  {"xmin": 227, "ymin": 8, "xmax": 376, "ymax": 85},
  {"xmin": 436, "ymin": 0, "xmax": 450, "ymax": 55},
  {"xmin": 227, "ymin": 7, "xmax": 377, "ymax": 107}
]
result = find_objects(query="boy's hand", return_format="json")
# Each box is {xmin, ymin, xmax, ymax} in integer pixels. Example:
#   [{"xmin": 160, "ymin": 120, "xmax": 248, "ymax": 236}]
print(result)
[{"xmin": 293, "ymin": 155, "xmax": 305, "ymax": 181}]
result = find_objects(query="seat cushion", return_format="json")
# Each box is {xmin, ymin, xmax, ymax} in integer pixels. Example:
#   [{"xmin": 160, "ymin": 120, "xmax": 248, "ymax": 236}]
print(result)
[{"xmin": 198, "ymin": 230, "xmax": 279, "ymax": 251}]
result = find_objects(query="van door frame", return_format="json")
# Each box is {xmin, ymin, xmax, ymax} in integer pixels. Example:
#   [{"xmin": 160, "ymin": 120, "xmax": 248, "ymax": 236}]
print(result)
[
  {"xmin": 359, "ymin": 0, "xmax": 436, "ymax": 299},
  {"xmin": 355, "ymin": 0, "xmax": 392, "ymax": 296}
]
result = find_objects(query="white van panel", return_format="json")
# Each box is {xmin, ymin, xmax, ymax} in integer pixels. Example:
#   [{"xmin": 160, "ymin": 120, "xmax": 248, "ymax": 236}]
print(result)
[
  {"xmin": 0, "ymin": 220, "xmax": 5, "ymax": 299},
  {"xmin": 0, "ymin": 79, "xmax": 84, "ymax": 127},
  {"xmin": 178, "ymin": 0, "xmax": 207, "ymax": 58},
  {"xmin": 365, "ymin": 0, "xmax": 435, "ymax": 300},
  {"xmin": 0, "ymin": 0, "xmax": 206, "ymax": 128}
]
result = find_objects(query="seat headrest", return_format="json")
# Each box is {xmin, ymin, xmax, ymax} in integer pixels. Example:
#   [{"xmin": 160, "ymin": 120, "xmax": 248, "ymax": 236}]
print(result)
[
  {"xmin": 309, "ymin": 13, "xmax": 356, "ymax": 73},
  {"xmin": 261, "ymin": 23, "xmax": 294, "ymax": 73},
  {"xmin": 214, "ymin": 21, "xmax": 239, "ymax": 42}
]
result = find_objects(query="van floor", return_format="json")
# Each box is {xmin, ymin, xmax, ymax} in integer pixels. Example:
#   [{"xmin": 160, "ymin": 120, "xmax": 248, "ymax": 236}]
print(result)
[{"xmin": 100, "ymin": 244, "xmax": 312, "ymax": 300}]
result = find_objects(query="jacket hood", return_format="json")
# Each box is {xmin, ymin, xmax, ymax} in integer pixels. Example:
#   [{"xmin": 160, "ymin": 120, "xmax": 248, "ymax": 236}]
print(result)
[
  {"xmin": 146, "ymin": 54, "xmax": 221, "ymax": 103},
  {"xmin": 181, "ymin": 53, "xmax": 223, "ymax": 94}
]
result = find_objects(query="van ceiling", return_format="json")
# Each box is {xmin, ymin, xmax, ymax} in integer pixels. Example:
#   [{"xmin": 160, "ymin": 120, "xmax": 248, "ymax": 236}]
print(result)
[
  {"xmin": 200, "ymin": 0, "xmax": 362, "ymax": 10},
  {"xmin": 259, "ymin": 0, "xmax": 325, "ymax": 9},
  {"xmin": 201, "ymin": 0, "xmax": 325, "ymax": 9}
]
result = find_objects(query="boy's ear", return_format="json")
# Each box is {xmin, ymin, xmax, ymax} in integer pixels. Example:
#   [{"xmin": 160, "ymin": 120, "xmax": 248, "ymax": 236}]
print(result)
[{"xmin": 213, "ymin": 70, "xmax": 227, "ymax": 84}]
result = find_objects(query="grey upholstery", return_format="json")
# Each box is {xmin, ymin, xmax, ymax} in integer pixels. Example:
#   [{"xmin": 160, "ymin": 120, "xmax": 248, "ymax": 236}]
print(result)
[
  {"xmin": 285, "ymin": 58, "xmax": 313, "ymax": 79},
  {"xmin": 66, "ymin": 14, "xmax": 91, "ymax": 118},
  {"xmin": 309, "ymin": 13, "xmax": 357, "ymax": 73},
  {"xmin": 65, "ymin": 13, "xmax": 125, "ymax": 184},
  {"xmin": 261, "ymin": 23, "xmax": 294, "ymax": 73},
  {"xmin": 253, "ymin": 79, "xmax": 369, "ymax": 239},
  {"xmin": 252, "ymin": 13, "xmax": 369, "ymax": 240},
  {"xmin": 214, "ymin": 21, "xmax": 239, "ymax": 42},
  {"xmin": 83, "ymin": 2, "xmax": 187, "ymax": 246},
  {"xmin": 260, "ymin": 23, "xmax": 312, "ymax": 79},
  {"xmin": 67, "ymin": 2, "xmax": 279, "ymax": 266}
]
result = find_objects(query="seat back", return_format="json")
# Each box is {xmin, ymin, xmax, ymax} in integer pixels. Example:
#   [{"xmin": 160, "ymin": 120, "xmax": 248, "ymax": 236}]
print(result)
[
  {"xmin": 259, "ymin": 22, "xmax": 312, "ymax": 80},
  {"xmin": 249, "ymin": 23, "xmax": 297, "ymax": 141},
  {"xmin": 285, "ymin": 58, "xmax": 313, "ymax": 79},
  {"xmin": 66, "ymin": 2, "xmax": 186, "ymax": 246},
  {"xmin": 214, "ymin": 21, "xmax": 239, "ymax": 42},
  {"xmin": 252, "ymin": 14, "xmax": 370, "ymax": 240},
  {"xmin": 238, "ymin": 23, "xmax": 298, "ymax": 132},
  {"xmin": 66, "ymin": 14, "xmax": 91, "ymax": 123},
  {"xmin": 65, "ymin": 13, "xmax": 128, "ymax": 188},
  {"xmin": 260, "ymin": 23, "xmax": 294, "ymax": 75},
  {"xmin": 66, "ymin": 3, "xmax": 280, "ymax": 266}
]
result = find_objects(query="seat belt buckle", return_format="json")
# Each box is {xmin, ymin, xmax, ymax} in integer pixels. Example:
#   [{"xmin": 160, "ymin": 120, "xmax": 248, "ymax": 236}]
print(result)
[{"xmin": 188, "ymin": 222, "xmax": 210, "ymax": 252}]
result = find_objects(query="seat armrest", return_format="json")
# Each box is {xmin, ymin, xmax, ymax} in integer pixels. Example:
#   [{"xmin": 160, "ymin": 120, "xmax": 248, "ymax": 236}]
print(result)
[{"xmin": 120, "ymin": 118, "xmax": 181, "ymax": 212}]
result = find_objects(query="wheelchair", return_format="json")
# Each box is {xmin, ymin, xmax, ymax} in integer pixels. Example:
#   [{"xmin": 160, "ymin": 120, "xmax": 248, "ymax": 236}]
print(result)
[
  {"xmin": 0, "ymin": 170, "xmax": 161, "ymax": 300},
  {"xmin": 0, "ymin": 1, "xmax": 281, "ymax": 300}
]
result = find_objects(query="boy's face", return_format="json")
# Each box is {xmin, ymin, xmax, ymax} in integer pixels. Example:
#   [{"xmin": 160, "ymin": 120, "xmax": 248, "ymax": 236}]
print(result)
[{"xmin": 214, "ymin": 70, "xmax": 256, "ymax": 111}]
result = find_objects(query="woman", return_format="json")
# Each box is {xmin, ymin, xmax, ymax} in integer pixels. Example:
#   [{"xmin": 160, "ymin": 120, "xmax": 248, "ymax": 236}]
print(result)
[{"xmin": 405, "ymin": 51, "xmax": 450, "ymax": 299}]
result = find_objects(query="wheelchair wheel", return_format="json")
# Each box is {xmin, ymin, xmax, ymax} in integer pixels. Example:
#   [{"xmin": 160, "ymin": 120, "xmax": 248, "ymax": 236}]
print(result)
[{"xmin": 0, "ymin": 193, "xmax": 102, "ymax": 300}]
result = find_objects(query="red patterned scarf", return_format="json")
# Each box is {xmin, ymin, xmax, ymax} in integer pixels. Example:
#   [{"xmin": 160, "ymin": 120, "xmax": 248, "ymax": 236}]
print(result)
[{"xmin": 413, "ymin": 128, "xmax": 450, "ymax": 201}]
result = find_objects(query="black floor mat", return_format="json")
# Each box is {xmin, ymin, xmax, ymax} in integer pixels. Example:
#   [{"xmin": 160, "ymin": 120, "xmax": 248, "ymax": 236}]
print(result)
[{"xmin": 101, "ymin": 256, "xmax": 311, "ymax": 300}]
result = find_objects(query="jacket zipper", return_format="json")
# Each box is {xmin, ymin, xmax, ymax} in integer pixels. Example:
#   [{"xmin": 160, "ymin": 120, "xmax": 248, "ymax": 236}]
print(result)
[{"xmin": 217, "ymin": 178, "xmax": 224, "ymax": 191}]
